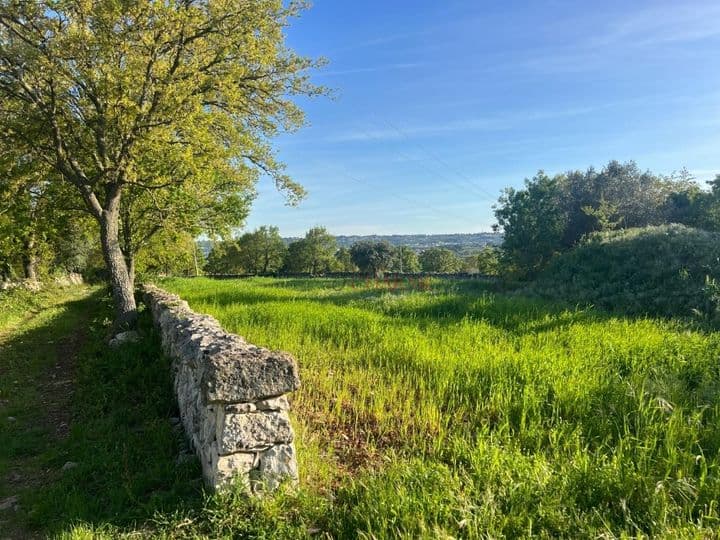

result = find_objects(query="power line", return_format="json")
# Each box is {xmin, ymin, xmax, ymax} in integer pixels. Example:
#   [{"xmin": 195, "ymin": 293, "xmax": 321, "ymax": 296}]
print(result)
[
  {"xmin": 371, "ymin": 117, "xmax": 500, "ymax": 201},
  {"xmin": 335, "ymin": 168, "xmax": 469, "ymax": 223}
]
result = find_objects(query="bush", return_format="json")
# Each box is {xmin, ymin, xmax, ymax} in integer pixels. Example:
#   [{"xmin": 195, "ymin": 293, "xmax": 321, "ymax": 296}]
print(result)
[{"xmin": 529, "ymin": 224, "xmax": 720, "ymax": 319}]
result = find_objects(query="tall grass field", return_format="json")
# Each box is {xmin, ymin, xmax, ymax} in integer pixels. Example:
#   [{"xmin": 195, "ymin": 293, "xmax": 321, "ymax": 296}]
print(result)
[{"xmin": 158, "ymin": 277, "xmax": 720, "ymax": 538}]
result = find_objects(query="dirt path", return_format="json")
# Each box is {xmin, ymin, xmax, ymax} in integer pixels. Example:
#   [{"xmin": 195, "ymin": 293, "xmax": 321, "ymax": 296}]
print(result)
[{"xmin": 0, "ymin": 287, "xmax": 94, "ymax": 539}]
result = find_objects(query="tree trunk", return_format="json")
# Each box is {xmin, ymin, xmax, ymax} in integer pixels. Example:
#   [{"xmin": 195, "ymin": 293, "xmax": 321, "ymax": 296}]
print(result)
[
  {"xmin": 100, "ymin": 209, "xmax": 137, "ymax": 329},
  {"xmin": 22, "ymin": 235, "xmax": 37, "ymax": 280},
  {"xmin": 120, "ymin": 207, "xmax": 135, "ymax": 289}
]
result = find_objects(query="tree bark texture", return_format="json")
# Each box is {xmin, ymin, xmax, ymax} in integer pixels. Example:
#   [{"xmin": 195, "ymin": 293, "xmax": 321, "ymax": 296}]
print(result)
[{"xmin": 100, "ymin": 208, "xmax": 137, "ymax": 329}]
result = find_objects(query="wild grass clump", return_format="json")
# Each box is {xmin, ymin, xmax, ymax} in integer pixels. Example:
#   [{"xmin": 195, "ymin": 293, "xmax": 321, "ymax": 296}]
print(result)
[
  {"xmin": 0, "ymin": 285, "xmax": 66, "ymax": 331},
  {"xmin": 159, "ymin": 276, "xmax": 720, "ymax": 538},
  {"xmin": 529, "ymin": 224, "xmax": 720, "ymax": 319}
]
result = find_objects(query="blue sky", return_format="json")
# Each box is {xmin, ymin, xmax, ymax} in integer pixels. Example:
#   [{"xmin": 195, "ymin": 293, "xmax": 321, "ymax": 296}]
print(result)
[{"xmin": 244, "ymin": 0, "xmax": 720, "ymax": 236}]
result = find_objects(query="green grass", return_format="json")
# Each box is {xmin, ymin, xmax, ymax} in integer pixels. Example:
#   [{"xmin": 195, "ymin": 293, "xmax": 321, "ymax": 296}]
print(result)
[
  {"xmin": 3, "ymin": 278, "xmax": 720, "ymax": 538},
  {"xmin": 0, "ymin": 286, "xmax": 207, "ymax": 538},
  {"xmin": 159, "ymin": 276, "xmax": 720, "ymax": 538},
  {"xmin": 0, "ymin": 285, "xmax": 75, "ymax": 333}
]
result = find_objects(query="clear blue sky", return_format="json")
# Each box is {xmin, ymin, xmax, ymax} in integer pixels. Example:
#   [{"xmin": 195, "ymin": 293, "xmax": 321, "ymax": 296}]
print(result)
[{"xmin": 244, "ymin": 0, "xmax": 720, "ymax": 237}]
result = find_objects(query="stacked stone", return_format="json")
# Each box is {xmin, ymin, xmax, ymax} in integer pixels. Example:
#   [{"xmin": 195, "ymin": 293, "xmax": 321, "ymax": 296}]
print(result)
[{"xmin": 142, "ymin": 284, "xmax": 300, "ymax": 492}]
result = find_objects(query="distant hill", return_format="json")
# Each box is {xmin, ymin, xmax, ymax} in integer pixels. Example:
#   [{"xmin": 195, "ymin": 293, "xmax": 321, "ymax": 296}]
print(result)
[
  {"xmin": 198, "ymin": 232, "xmax": 502, "ymax": 257},
  {"xmin": 333, "ymin": 233, "xmax": 502, "ymax": 253}
]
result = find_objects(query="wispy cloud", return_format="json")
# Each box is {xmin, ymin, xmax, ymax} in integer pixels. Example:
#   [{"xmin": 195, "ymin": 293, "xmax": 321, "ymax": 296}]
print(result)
[
  {"xmin": 329, "ymin": 105, "xmax": 602, "ymax": 142},
  {"xmin": 522, "ymin": 2, "xmax": 720, "ymax": 74},
  {"xmin": 317, "ymin": 62, "xmax": 423, "ymax": 77},
  {"xmin": 596, "ymin": 2, "xmax": 720, "ymax": 47}
]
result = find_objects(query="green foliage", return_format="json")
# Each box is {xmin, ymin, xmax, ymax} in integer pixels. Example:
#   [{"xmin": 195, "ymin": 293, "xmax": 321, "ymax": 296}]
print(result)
[
  {"xmin": 235, "ymin": 226, "xmax": 287, "ymax": 274},
  {"xmin": 494, "ymin": 171, "xmax": 569, "ymax": 277},
  {"xmin": 333, "ymin": 247, "xmax": 358, "ymax": 272},
  {"xmin": 419, "ymin": 247, "xmax": 462, "ymax": 273},
  {"xmin": 670, "ymin": 174, "xmax": 720, "ymax": 231},
  {"xmin": 389, "ymin": 245, "xmax": 421, "ymax": 273},
  {"xmin": 349, "ymin": 240, "xmax": 395, "ymax": 276},
  {"xmin": 476, "ymin": 245, "xmax": 502, "ymax": 276},
  {"xmin": 494, "ymin": 161, "xmax": 708, "ymax": 277},
  {"xmin": 205, "ymin": 226, "xmax": 287, "ymax": 275},
  {"xmin": 0, "ymin": 0, "xmax": 323, "ymax": 320},
  {"xmin": 530, "ymin": 224, "xmax": 720, "ymax": 319},
  {"xmin": 283, "ymin": 227, "xmax": 337, "ymax": 274},
  {"xmin": 0, "ymin": 146, "xmax": 94, "ymax": 279},
  {"xmin": 135, "ymin": 230, "xmax": 203, "ymax": 278},
  {"xmin": 560, "ymin": 161, "xmax": 677, "ymax": 245}
]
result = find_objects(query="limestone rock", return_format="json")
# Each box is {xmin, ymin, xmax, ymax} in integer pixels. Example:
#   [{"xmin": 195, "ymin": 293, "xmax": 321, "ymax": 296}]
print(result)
[
  {"xmin": 253, "ymin": 444, "xmax": 298, "ymax": 491},
  {"xmin": 142, "ymin": 283, "xmax": 300, "ymax": 492},
  {"xmin": 218, "ymin": 411, "xmax": 293, "ymax": 454},
  {"xmin": 255, "ymin": 396, "xmax": 290, "ymax": 411},
  {"xmin": 211, "ymin": 452, "xmax": 256, "ymax": 486},
  {"xmin": 109, "ymin": 330, "xmax": 141, "ymax": 348},
  {"xmin": 202, "ymin": 346, "xmax": 300, "ymax": 404},
  {"xmin": 225, "ymin": 403, "xmax": 256, "ymax": 413}
]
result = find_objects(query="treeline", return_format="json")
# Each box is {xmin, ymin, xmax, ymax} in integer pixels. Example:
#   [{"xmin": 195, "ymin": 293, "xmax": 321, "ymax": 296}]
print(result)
[
  {"xmin": 494, "ymin": 160, "xmax": 720, "ymax": 278},
  {"xmin": 205, "ymin": 226, "xmax": 501, "ymax": 276}
]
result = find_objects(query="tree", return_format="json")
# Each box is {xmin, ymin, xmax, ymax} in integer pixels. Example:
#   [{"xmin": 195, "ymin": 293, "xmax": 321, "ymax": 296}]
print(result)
[
  {"xmin": 388, "ymin": 245, "xmax": 420, "ymax": 273},
  {"xmin": 283, "ymin": 227, "xmax": 337, "ymax": 274},
  {"xmin": 136, "ymin": 230, "xmax": 203, "ymax": 278},
  {"xmin": 118, "ymin": 169, "xmax": 253, "ymax": 285},
  {"xmin": 668, "ymin": 174, "xmax": 720, "ymax": 231},
  {"xmin": 0, "ymin": 1, "xmax": 322, "ymax": 327},
  {"xmin": 493, "ymin": 162, "xmax": 705, "ymax": 278},
  {"xmin": 461, "ymin": 255, "xmax": 478, "ymax": 274},
  {"xmin": 494, "ymin": 172, "xmax": 566, "ymax": 277},
  {"xmin": 560, "ymin": 161, "xmax": 674, "ymax": 248},
  {"xmin": 205, "ymin": 240, "xmax": 242, "ymax": 275},
  {"xmin": 0, "ymin": 139, "xmax": 93, "ymax": 279},
  {"xmin": 334, "ymin": 247, "xmax": 358, "ymax": 272},
  {"xmin": 419, "ymin": 247, "xmax": 462, "ymax": 273},
  {"xmin": 350, "ymin": 241, "xmax": 394, "ymax": 277},
  {"xmin": 476, "ymin": 245, "xmax": 501, "ymax": 276},
  {"xmin": 235, "ymin": 226, "xmax": 287, "ymax": 274}
]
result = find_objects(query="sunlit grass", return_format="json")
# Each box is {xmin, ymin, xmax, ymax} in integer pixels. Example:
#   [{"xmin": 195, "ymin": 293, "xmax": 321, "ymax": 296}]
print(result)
[{"xmin": 159, "ymin": 276, "xmax": 720, "ymax": 537}]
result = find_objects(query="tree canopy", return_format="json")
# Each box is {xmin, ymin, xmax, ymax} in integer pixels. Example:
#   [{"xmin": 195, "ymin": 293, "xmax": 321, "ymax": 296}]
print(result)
[
  {"xmin": 350, "ymin": 240, "xmax": 394, "ymax": 277},
  {"xmin": 388, "ymin": 246, "xmax": 420, "ymax": 273},
  {"xmin": 0, "ymin": 0, "xmax": 322, "ymax": 326},
  {"xmin": 494, "ymin": 161, "xmax": 709, "ymax": 277},
  {"xmin": 419, "ymin": 247, "xmax": 462, "ymax": 273},
  {"xmin": 283, "ymin": 227, "xmax": 337, "ymax": 274}
]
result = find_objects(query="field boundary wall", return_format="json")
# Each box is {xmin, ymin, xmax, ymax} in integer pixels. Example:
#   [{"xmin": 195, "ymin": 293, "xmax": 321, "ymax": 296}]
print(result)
[{"xmin": 142, "ymin": 284, "xmax": 300, "ymax": 492}]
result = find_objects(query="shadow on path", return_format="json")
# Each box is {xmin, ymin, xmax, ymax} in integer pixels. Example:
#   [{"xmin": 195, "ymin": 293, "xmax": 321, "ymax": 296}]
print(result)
[{"xmin": 0, "ymin": 288, "xmax": 205, "ymax": 537}]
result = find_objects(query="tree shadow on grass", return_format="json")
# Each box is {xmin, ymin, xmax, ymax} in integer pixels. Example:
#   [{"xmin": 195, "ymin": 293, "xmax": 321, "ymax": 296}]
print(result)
[{"xmin": 1, "ymin": 289, "xmax": 206, "ymax": 537}]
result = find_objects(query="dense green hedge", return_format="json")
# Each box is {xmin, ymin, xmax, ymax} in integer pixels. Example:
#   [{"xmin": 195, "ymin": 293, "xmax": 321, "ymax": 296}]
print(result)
[{"xmin": 530, "ymin": 224, "xmax": 720, "ymax": 319}]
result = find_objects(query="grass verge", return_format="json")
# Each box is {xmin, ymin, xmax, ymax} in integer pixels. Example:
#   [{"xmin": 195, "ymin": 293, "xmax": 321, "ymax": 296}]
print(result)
[{"xmin": 3, "ymin": 278, "xmax": 720, "ymax": 538}]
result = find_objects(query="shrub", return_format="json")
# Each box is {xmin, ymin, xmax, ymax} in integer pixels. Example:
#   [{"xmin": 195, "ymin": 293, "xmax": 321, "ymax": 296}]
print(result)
[{"xmin": 529, "ymin": 224, "xmax": 720, "ymax": 319}]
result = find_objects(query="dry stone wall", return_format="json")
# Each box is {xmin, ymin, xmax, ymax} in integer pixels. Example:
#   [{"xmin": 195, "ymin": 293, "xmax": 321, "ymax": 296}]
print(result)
[{"xmin": 142, "ymin": 284, "xmax": 300, "ymax": 492}]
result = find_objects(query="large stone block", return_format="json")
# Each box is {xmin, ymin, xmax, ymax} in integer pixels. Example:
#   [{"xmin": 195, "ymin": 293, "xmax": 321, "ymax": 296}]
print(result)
[
  {"xmin": 253, "ymin": 443, "xmax": 298, "ymax": 491},
  {"xmin": 210, "ymin": 451, "xmax": 256, "ymax": 486},
  {"xmin": 202, "ymin": 346, "xmax": 300, "ymax": 404},
  {"xmin": 218, "ymin": 411, "xmax": 293, "ymax": 454}
]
